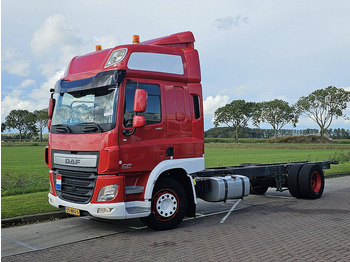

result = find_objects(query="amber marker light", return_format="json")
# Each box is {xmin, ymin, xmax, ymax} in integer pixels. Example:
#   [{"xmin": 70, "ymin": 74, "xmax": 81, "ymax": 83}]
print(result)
[
  {"xmin": 133, "ymin": 35, "xmax": 140, "ymax": 44},
  {"xmin": 96, "ymin": 45, "xmax": 102, "ymax": 51}
]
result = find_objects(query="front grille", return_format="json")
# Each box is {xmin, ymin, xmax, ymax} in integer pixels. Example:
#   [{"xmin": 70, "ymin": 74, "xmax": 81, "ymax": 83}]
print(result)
[{"xmin": 55, "ymin": 169, "xmax": 97, "ymax": 204}]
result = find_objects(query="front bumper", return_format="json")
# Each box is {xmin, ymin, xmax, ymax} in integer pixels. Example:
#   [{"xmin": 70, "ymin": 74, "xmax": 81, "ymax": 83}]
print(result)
[{"xmin": 48, "ymin": 193, "xmax": 151, "ymax": 219}]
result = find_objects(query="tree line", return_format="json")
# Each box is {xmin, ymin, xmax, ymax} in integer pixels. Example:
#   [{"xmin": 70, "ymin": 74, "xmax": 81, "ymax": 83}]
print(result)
[
  {"xmin": 214, "ymin": 86, "xmax": 350, "ymax": 143},
  {"xmin": 2, "ymin": 109, "xmax": 48, "ymax": 142},
  {"xmin": 2, "ymin": 86, "xmax": 349, "ymax": 143},
  {"xmin": 205, "ymin": 126, "xmax": 350, "ymax": 140}
]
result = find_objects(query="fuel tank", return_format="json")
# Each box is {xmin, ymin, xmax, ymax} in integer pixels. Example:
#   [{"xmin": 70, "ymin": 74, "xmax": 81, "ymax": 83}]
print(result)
[{"xmin": 196, "ymin": 175, "xmax": 250, "ymax": 202}]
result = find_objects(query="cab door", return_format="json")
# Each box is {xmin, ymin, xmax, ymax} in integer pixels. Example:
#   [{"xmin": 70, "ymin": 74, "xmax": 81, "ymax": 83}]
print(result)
[{"xmin": 118, "ymin": 80, "xmax": 168, "ymax": 173}]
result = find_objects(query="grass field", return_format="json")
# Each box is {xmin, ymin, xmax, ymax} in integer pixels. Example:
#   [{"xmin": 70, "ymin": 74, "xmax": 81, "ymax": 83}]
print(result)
[
  {"xmin": 1, "ymin": 146, "xmax": 49, "ymax": 196},
  {"xmin": 1, "ymin": 192, "xmax": 60, "ymax": 219},
  {"xmin": 1, "ymin": 143, "xmax": 350, "ymax": 218},
  {"xmin": 204, "ymin": 143, "xmax": 350, "ymax": 174}
]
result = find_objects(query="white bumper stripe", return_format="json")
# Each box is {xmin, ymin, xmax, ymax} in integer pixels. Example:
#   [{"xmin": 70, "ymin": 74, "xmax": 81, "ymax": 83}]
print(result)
[{"xmin": 48, "ymin": 193, "xmax": 150, "ymax": 219}]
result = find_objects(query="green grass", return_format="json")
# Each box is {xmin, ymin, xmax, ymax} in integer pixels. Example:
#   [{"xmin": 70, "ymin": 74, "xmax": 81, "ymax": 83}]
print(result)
[
  {"xmin": 1, "ymin": 146, "xmax": 49, "ymax": 196},
  {"xmin": 1, "ymin": 192, "xmax": 60, "ymax": 219},
  {"xmin": 205, "ymin": 138, "xmax": 269, "ymax": 144},
  {"xmin": 204, "ymin": 145, "xmax": 350, "ymax": 174},
  {"xmin": 1, "ymin": 142, "xmax": 349, "ymax": 219},
  {"xmin": 1, "ymin": 141, "xmax": 48, "ymax": 147}
]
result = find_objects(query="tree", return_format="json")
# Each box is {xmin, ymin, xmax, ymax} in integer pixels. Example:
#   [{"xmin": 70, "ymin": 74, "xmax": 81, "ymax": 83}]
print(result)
[
  {"xmin": 296, "ymin": 86, "xmax": 350, "ymax": 142},
  {"xmin": 5, "ymin": 110, "xmax": 28, "ymax": 142},
  {"xmin": 1, "ymin": 122, "xmax": 7, "ymax": 133},
  {"xmin": 254, "ymin": 99, "xmax": 298, "ymax": 143},
  {"xmin": 34, "ymin": 108, "xmax": 49, "ymax": 142},
  {"xmin": 24, "ymin": 112, "xmax": 38, "ymax": 139},
  {"xmin": 214, "ymin": 100, "xmax": 257, "ymax": 143},
  {"xmin": 5, "ymin": 110, "xmax": 37, "ymax": 142}
]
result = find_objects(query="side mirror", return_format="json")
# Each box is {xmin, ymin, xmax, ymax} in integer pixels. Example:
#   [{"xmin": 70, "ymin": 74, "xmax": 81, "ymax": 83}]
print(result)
[
  {"xmin": 48, "ymin": 119, "xmax": 52, "ymax": 130},
  {"xmin": 134, "ymin": 89, "xmax": 147, "ymax": 113},
  {"xmin": 48, "ymin": 98, "xmax": 55, "ymax": 117},
  {"xmin": 133, "ymin": 115, "xmax": 146, "ymax": 128}
]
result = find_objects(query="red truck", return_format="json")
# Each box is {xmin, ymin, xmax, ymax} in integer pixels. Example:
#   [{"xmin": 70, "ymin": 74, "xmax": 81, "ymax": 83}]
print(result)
[{"xmin": 46, "ymin": 32, "xmax": 337, "ymax": 230}]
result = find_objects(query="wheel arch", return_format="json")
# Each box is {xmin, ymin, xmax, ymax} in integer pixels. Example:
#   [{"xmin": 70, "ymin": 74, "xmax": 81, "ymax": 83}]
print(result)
[
  {"xmin": 144, "ymin": 158, "xmax": 204, "ymax": 218},
  {"xmin": 157, "ymin": 168, "xmax": 197, "ymax": 217}
]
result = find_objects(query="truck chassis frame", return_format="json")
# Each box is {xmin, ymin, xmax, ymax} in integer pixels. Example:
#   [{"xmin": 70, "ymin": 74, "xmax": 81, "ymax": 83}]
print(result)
[{"xmin": 192, "ymin": 160, "xmax": 338, "ymax": 199}]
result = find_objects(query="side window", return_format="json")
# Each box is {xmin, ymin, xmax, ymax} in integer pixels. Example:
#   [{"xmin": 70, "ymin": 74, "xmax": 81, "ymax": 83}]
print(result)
[
  {"xmin": 124, "ymin": 82, "xmax": 161, "ymax": 127},
  {"xmin": 193, "ymin": 95, "xmax": 201, "ymax": 119}
]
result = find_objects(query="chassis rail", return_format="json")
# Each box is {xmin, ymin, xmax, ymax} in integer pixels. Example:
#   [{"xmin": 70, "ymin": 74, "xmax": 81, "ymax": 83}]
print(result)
[{"xmin": 191, "ymin": 160, "xmax": 339, "ymax": 193}]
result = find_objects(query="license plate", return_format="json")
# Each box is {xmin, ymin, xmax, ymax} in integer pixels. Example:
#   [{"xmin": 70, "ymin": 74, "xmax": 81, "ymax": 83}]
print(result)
[{"xmin": 65, "ymin": 206, "xmax": 80, "ymax": 216}]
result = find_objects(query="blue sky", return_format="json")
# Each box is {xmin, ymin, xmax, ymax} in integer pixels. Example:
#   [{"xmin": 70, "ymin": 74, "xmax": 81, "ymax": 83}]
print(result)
[{"xmin": 2, "ymin": 0, "xmax": 350, "ymax": 131}]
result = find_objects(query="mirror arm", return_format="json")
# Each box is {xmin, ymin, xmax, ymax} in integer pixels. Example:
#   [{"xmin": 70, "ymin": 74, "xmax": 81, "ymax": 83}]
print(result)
[{"xmin": 122, "ymin": 128, "xmax": 136, "ymax": 136}]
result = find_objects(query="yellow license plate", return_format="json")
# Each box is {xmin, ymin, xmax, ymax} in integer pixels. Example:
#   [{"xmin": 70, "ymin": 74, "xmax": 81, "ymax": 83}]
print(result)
[{"xmin": 65, "ymin": 206, "xmax": 80, "ymax": 216}]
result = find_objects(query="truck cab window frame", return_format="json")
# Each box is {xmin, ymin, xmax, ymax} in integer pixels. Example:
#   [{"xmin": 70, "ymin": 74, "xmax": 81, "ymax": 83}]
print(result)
[{"xmin": 123, "ymin": 82, "xmax": 162, "ymax": 128}]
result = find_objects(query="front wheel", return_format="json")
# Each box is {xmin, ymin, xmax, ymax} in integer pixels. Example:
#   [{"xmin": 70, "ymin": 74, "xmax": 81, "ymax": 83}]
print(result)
[
  {"xmin": 250, "ymin": 185, "xmax": 269, "ymax": 195},
  {"xmin": 141, "ymin": 178, "xmax": 187, "ymax": 230}
]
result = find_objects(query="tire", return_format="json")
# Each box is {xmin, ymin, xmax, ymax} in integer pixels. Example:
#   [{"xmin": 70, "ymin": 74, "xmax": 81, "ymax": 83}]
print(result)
[
  {"xmin": 141, "ymin": 178, "xmax": 187, "ymax": 230},
  {"xmin": 250, "ymin": 185, "xmax": 269, "ymax": 195},
  {"xmin": 287, "ymin": 164, "xmax": 304, "ymax": 198},
  {"xmin": 298, "ymin": 164, "xmax": 325, "ymax": 199}
]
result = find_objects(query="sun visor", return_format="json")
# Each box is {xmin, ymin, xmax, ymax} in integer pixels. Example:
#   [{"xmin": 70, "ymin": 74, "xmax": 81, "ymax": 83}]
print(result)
[{"xmin": 55, "ymin": 70, "xmax": 126, "ymax": 93}]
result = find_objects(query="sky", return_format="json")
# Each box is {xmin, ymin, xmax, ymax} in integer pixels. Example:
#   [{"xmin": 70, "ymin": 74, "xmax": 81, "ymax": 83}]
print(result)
[{"xmin": 2, "ymin": 0, "xmax": 350, "ymax": 132}]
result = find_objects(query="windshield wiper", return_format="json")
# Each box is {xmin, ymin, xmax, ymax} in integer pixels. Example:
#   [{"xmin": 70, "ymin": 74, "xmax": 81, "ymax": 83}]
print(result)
[
  {"xmin": 53, "ymin": 124, "xmax": 71, "ymax": 133},
  {"xmin": 80, "ymin": 122, "xmax": 103, "ymax": 133}
]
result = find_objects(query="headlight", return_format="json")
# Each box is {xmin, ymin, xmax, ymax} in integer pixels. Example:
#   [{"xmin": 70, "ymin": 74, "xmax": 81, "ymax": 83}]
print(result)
[
  {"xmin": 105, "ymin": 48, "xmax": 127, "ymax": 68},
  {"xmin": 97, "ymin": 184, "xmax": 118, "ymax": 201}
]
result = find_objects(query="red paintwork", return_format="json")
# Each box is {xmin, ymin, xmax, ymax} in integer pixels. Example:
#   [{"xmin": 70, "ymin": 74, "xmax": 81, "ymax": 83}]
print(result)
[
  {"xmin": 132, "ymin": 115, "xmax": 146, "ymax": 128},
  {"xmin": 133, "ymin": 89, "xmax": 148, "ymax": 112},
  {"xmin": 63, "ymin": 33, "xmax": 201, "ymax": 84},
  {"xmin": 48, "ymin": 32, "xmax": 204, "ymax": 206},
  {"xmin": 91, "ymin": 175, "xmax": 125, "ymax": 203},
  {"xmin": 48, "ymin": 98, "xmax": 54, "ymax": 117},
  {"xmin": 47, "ymin": 119, "xmax": 52, "ymax": 130},
  {"xmin": 141, "ymin": 31, "xmax": 195, "ymax": 48},
  {"xmin": 311, "ymin": 171, "xmax": 322, "ymax": 192},
  {"xmin": 124, "ymin": 172, "xmax": 150, "ymax": 201},
  {"xmin": 50, "ymin": 133, "xmax": 102, "ymax": 151},
  {"xmin": 49, "ymin": 170, "xmax": 56, "ymax": 196}
]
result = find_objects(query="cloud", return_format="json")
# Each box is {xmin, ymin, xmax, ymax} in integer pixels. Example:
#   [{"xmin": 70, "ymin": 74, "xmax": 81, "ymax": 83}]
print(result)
[
  {"xmin": 2, "ymin": 49, "xmax": 30, "ymax": 77},
  {"xmin": 1, "ymin": 90, "xmax": 35, "ymax": 121},
  {"xmin": 213, "ymin": 15, "xmax": 249, "ymax": 30},
  {"xmin": 1, "ymin": 71, "xmax": 64, "ymax": 122},
  {"xmin": 32, "ymin": 14, "xmax": 119, "ymax": 78},
  {"xmin": 4, "ymin": 60, "xmax": 30, "ymax": 77},
  {"xmin": 30, "ymin": 14, "xmax": 81, "ymax": 57},
  {"xmin": 29, "ymin": 70, "xmax": 65, "ymax": 103},
  {"xmin": 219, "ymin": 85, "xmax": 250, "ymax": 98},
  {"xmin": 203, "ymin": 95, "xmax": 229, "ymax": 115},
  {"xmin": 92, "ymin": 35, "xmax": 119, "ymax": 49},
  {"xmin": 20, "ymin": 79, "xmax": 36, "ymax": 88},
  {"xmin": 2, "ymin": 13, "xmax": 122, "ymax": 124}
]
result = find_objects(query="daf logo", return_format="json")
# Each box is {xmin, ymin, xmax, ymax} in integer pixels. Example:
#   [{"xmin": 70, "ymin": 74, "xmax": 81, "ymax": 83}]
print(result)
[
  {"xmin": 65, "ymin": 158, "xmax": 81, "ymax": 165},
  {"xmin": 55, "ymin": 153, "xmax": 97, "ymax": 168}
]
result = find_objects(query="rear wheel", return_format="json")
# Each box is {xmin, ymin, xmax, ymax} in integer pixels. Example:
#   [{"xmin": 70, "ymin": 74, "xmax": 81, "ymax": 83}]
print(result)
[
  {"xmin": 287, "ymin": 164, "xmax": 304, "ymax": 198},
  {"xmin": 141, "ymin": 178, "xmax": 187, "ymax": 230},
  {"xmin": 298, "ymin": 164, "xmax": 324, "ymax": 199}
]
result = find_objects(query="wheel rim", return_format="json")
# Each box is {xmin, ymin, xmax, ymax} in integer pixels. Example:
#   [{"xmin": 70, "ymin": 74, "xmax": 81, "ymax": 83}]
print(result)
[
  {"xmin": 311, "ymin": 171, "xmax": 322, "ymax": 192},
  {"xmin": 152, "ymin": 189, "xmax": 178, "ymax": 221}
]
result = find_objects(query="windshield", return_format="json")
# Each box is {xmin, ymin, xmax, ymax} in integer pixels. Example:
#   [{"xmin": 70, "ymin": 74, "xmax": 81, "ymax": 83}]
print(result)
[{"xmin": 51, "ymin": 87, "xmax": 118, "ymax": 127}]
